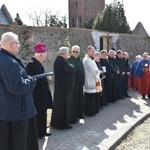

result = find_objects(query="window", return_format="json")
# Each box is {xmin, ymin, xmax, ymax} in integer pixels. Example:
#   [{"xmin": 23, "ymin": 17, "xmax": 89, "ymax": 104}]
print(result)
[
  {"xmin": 75, "ymin": 1, "xmax": 78, "ymax": 7},
  {"xmin": 79, "ymin": 16, "xmax": 82, "ymax": 24},
  {"xmin": 72, "ymin": 18, "xmax": 75, "ymax": 27}
]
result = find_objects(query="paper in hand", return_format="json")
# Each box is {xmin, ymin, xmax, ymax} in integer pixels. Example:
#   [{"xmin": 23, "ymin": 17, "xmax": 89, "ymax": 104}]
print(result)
[{"xmin": 33, "ymin": 72, "xmax": 53, "ymax": 79}]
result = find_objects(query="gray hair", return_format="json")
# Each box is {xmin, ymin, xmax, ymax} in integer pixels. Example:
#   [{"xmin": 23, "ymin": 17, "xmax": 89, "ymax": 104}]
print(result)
[
  {"xmin": 0, "ymin": 32, "xmax": 18, "ymax": 45},
  {"xmin": 108, "ymin": 50, "xmax": 116, "ymax": 55},
  {"xmin": 93, "ymin": 52, "xmax": 101, "ymax": 57},
  {"xmin": 101, "ymin": 49, "xmax": 107, "ymax": 54},
  {"xmin": 59, "ymin": 47, "xmax": 69, "ymax": 55}
]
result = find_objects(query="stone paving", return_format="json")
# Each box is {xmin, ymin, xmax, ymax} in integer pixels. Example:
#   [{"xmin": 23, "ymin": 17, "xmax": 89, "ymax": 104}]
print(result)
[{"xmin": 38, "ymin": 90, "xmax": 150, "ymax": 150}]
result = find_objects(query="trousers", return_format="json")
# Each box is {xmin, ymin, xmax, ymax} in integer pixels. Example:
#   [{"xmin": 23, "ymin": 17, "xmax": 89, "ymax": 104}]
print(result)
[{"xmin": 0, "ymin": 119, "xmax": 28, "ymax": 150}]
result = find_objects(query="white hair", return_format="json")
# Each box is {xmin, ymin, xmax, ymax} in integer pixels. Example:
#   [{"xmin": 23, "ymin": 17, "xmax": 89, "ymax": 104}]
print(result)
[
  {"xmin": 71, "ymin": 45, "xmax": 80, "ymax": 52},
  {"xmin": 0, "ymin": 32, "xmax": 18, "ymax": 45},
  {"xmin": 135, "ymin": 55, "xmax": 142, "ymax": 59},
  {"xmin": 59, "ymin": 47, "xmax": 69, "ymax": 55}
]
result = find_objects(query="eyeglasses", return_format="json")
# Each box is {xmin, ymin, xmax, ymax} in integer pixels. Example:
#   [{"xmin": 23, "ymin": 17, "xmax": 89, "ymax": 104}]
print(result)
[
  {"xmin": 73, "ymin": 51, "xmax": 79, "ymax": 54},
  {"xmin": 11, "ymin": 42, "xmax": 20, "ymax": 46}
]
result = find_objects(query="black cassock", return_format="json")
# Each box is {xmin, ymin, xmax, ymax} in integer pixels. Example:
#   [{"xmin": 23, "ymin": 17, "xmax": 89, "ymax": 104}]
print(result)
[
  {"xmin": 100, "ymin": 58, "xmax": 113, "ymax": 103},
  {"xmin": 108, "ymin": 56, "xmax": 119, "ymax": 102},
  {"xmin": 95, "ymin": 61, "xmax": 107, "ymax": 107},
  {"xmin": 51, "ymin": 56, "xmax": 76, "ymax": 129},
  {"xmin": 26, "ymin": 57, "xmax": 53, "ymax": 137},
  {"xmin": 68, "ymin": 55, "xmax": 85, "ymax": 119}
]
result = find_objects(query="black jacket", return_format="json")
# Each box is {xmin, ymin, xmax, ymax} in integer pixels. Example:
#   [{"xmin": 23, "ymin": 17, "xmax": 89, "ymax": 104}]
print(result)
[{"xmin": 54, "ymin": 56, "xmax": 75, "ymax": 91}]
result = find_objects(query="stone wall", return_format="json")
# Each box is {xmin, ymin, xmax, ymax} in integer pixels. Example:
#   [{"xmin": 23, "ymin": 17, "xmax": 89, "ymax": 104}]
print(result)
[
  {"xmin": 117, "ymin": 34, "xmax": 150, "ymax": 63},
  {"xmin": 0, "ymin": 25, "xmax": 94, "ymax": 71},
  {"xmin": 0, "ymin": 25, "xmax": 150, "ymax": 72}
]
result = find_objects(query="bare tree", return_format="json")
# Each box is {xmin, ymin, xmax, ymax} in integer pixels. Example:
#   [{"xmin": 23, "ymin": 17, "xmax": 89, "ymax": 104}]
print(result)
[{"xmin": 27, "ymin": 9, "xmax": 67, "ymax": 27}]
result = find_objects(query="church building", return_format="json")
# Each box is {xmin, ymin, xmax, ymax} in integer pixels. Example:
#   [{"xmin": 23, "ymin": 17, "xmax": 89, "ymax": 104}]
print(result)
[{"xmin": 68, "ymin": 0, "xmax": 105, "ymax": 28}]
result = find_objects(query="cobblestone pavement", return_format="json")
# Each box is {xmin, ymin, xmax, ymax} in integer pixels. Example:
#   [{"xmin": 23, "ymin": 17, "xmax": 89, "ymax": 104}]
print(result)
[{"xmin": 38, "ymin": 90, "xmax": 150, "ymax": 150}]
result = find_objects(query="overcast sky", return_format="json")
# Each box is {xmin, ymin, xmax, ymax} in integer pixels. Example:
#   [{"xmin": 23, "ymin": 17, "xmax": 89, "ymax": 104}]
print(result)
[{"xmin": 0, "ymin": 0, "xmax": 150, "ymax": 34}]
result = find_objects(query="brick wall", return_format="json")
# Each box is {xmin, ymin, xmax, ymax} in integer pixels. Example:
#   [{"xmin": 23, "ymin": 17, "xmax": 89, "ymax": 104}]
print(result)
[{"xmin": 69, "ymin": 0, "xmax": 105, "ymax": 27}]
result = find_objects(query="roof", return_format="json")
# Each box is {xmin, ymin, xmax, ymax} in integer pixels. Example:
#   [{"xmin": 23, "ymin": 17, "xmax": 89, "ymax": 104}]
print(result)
[
  {"xmin": 132, "ymin": 22, "xmax": 148, "ymax": 36},
  {"xmin": 0, "ymin": 4, "xmax": 14, "ymax": 25}
]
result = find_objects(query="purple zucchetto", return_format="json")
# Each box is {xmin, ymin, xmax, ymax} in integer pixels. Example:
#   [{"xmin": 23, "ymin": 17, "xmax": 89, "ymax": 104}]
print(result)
[{"xmin": 34, "ymin": 42, "xmax": 47, "ymax": 53}]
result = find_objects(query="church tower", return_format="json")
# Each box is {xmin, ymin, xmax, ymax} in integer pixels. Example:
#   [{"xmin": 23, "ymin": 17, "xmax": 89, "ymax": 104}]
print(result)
[{"xmin": 68, "ymin": 0, "xmax": 105, "ymax": 28}]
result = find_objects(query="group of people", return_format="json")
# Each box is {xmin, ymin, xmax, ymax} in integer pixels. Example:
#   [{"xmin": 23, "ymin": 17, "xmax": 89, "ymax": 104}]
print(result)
[
  {"xmin": 131, "ymin": 52, "xmax": 150, "ymax": 99},
  {"xmin": 50, "ymin": 46, "xmax": 133, "ymax": 129},
  {"xmin": 0, "ymin": 31, "xmax": 150, "ymax": 150},
  {"xmin": 51, "ymin": 45, "xmax": 150, "ymax": 130}
]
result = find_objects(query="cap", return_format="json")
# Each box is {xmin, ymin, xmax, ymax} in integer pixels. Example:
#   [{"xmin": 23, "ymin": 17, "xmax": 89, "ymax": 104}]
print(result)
[{"xmin": 34, "ymin": 42, "xmax": 47, "ymax": 53}]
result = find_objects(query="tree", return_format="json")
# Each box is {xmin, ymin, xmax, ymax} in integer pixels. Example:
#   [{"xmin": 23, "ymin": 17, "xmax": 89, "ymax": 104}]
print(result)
[
  {"xmin": 14, "ymin": 13, "xmax": 23, "ymax": 25},
  {"xmin": 79, "ymin": 17, "xmax": 95, "ymax": 29},
  {"xmin": 93, "ymin": 0, "xmax": 131, "ymax": 33},
  {"xmin": 28, "ymin": 9, "xmax": 67, "ymax": 27}
]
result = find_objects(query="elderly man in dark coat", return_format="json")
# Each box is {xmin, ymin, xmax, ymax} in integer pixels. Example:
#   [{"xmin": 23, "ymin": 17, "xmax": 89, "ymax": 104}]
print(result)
[
  {"xmin": 68, "ymin": 45, "xmax": 85, "ymax": 120},
  {"xmin": 100, "ymin": 50, "xmax": 113, "ymax": 103},
  {"xmin": 108, "ymin": 50, "xmax": 120, "ymax": 102},
  {"xmin": 26, "ymin": 42, "xmax": 53, "ymax": 139},
  {"xmin": 51, "ymin": 47, "xmax": 75, "ymax": 129},
  {"xmin": 0, "ymin": 32, "xmax": 37, "ymax": 150},
  {"xmin": 115, "ymin": 50, "xmax": 125, "ymax": 100}
]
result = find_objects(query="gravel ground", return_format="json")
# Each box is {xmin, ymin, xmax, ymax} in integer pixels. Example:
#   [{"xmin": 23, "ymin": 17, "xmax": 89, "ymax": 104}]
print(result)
[{"xmin": 114, "ymin": 117, "xmax": 150, "ymax": 150}]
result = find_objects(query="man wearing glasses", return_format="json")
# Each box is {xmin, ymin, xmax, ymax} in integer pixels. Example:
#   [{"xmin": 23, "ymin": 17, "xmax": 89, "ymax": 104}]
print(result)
[
  {"xmin": 68, "ymin": 45, "xmax": 85, "ymax": 121},
  {"xmin": 0, "ymin": 32, "xmax": 37, "ymax": 150}
]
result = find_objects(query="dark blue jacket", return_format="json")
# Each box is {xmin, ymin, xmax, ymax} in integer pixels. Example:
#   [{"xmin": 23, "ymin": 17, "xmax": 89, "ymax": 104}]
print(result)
[
  {"xmin": 0, "ymin": 49, "xmax": 37, "ymax": 121},
  {"xmin": 136, "ymin": 59, "xmax": 150, "ymax": 77},
  {"xmin": 131, "ymin": 61, "xmax": 139, "ymax": 76}
]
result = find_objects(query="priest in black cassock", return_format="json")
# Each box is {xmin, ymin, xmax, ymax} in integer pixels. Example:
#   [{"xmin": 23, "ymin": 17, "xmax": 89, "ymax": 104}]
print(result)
[
  {"xmin": 108, "ymin": 50, "xmax": 120, "ymax": 102},
  {"xmin": 51, "ymin": 47, "xmax": 76, "ymax": 129},
  {"xmin": 68, "ymin": 45, "xmax": 85, "ymax": 119},
  {"xmin": 115, "ymin": 50, "xmax": 125, "ymax": 100},
  {"xmin": 26, "ymin": 42, "xmax": 53, "ymax": 139},
  {"xmin": 93, "ymin": 52, "xmax": 107, "ymax": 108},
  {"xmin": 122, "ymin": 52, "xmax": 131, "ymax": 98},
  {"xmin": 100, "ymin": 50, "xmax": 113, "ymax": 103}
]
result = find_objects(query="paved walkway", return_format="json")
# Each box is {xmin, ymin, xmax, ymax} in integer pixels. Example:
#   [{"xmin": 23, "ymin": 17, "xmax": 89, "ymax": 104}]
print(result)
[{"xmin": 38, "ymin": 90, "xmax": 150, "ymax": 150}]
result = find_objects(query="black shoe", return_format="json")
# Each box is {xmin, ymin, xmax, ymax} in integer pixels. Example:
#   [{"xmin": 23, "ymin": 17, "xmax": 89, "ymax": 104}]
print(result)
[
  {"xmin": 142, "ymin": 95, "xmax": 145, "ymax": 99},
  {"xmin": 45, "ymin": 133, "xmax": 51, "ymax": 136},
  {"xmin": 65, "ymin": 126, "xmax": 72, "ymax": 129},
  {"xmin": 79, "ymin": 116, "xmax": 84, "ymax": 119},
  {"xmin": 38, "ymin": 135, "xmax": 44, "ymax": 139},
  {"xmin": 120, "ymin": 96, "xmax": 125, "ymax": 100},
  {"xmin": 125, "ymin": 95, "xmax": 131, "ymax": 98}
]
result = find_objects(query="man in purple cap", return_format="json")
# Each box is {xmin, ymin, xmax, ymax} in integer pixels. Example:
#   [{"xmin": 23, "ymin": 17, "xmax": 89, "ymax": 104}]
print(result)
[{"xmin": 26, "ymin": 42, "xmax": 53, "ymax": 139}]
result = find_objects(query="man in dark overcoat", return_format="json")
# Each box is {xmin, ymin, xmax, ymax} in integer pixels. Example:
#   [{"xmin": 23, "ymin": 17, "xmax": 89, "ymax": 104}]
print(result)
[
  {"xmin": 68, "ymin": 45, "xmax": 85, "ymax": 120},
  {"xmin": 51, "ymin": 47, "xmax": 75, "ymax": 129},
  {"xmin": 115, "ymin": 50, "xmax": 125, "ymax": 99},
  {"xmin": 0, "ymin": 32, "xmax": 37, "ymax": 150}
]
